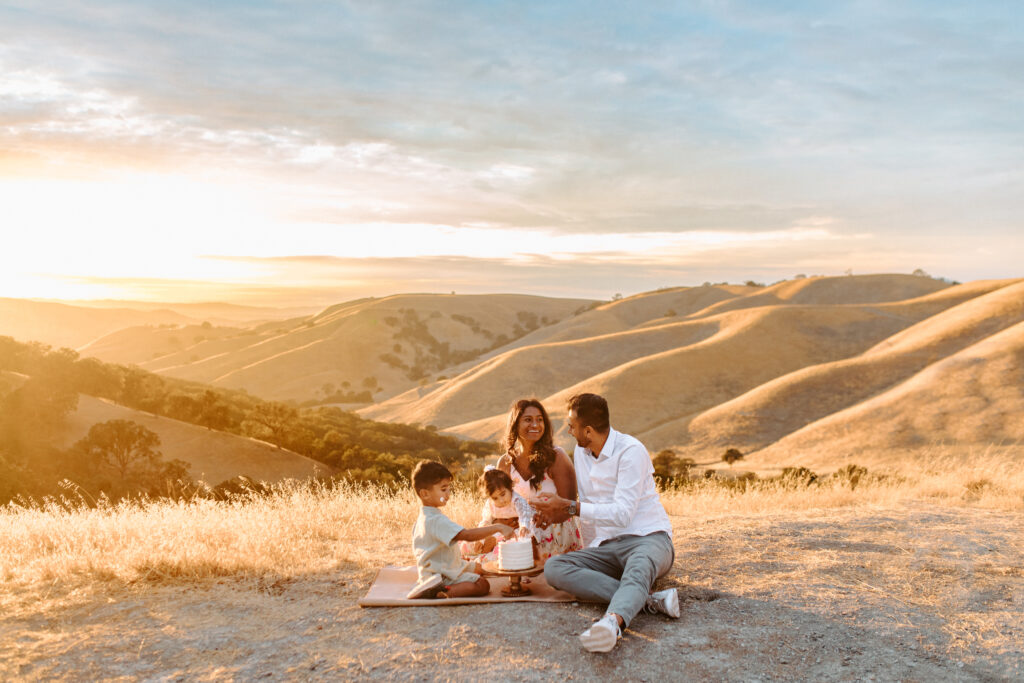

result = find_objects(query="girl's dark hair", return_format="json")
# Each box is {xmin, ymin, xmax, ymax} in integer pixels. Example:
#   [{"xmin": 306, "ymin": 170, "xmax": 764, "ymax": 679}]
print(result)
[
  {"xmin": 479, "ymin": 468, "xmax": 513, "ymax": 496},
  {"xmin": 503, "ymin": 398, "xmax": 557, "ymax": 491}
]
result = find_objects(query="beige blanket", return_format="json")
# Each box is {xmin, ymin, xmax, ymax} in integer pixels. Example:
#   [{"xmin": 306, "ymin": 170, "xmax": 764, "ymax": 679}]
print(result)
[{"xmin": 358, "ymin": 566, "xmax": 580, "ymax": 607}]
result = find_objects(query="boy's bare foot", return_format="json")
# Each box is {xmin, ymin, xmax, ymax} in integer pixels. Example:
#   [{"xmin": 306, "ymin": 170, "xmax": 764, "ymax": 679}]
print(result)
[{"xmin": 436, "ymin": 591, "xmax": 449, "ymax": 599}]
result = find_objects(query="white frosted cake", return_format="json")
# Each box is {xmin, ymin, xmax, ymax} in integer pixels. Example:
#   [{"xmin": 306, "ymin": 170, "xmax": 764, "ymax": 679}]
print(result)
[{"xmin": 497, "ymin": 538, "xmax": 533, "ymax": 571}]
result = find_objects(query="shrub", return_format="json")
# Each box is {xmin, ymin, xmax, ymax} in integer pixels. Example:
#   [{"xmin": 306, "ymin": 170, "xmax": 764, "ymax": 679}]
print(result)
[
  {"xmin": 778, "ymin": 467, "xmax": 818, "ymax": 487},
  {"xmin": 722, "ymin": 448, "xmax": 744, "ymax": 467},
  {"xmin": 833, "ymin": 464, "xmax": 868, "ymax": 490}
]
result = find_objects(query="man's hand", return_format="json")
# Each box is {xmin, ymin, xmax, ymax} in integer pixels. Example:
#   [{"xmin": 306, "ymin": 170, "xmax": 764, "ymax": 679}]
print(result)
[{"xmin": 532, "ymin": 493, "xmax": 572, "ymax": 526}]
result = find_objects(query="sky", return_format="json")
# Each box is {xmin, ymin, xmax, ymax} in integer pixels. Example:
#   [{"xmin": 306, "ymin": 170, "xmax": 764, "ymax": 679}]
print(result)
[{"xmin": 1, "ymin": 1, "xmax": 1021, "ymax": 307}]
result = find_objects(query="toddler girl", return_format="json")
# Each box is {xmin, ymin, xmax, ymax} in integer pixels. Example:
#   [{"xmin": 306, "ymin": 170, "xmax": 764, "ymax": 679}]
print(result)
[{"xmin": 460, "ymin": 467, "xmax": 538, "ymax": 560}]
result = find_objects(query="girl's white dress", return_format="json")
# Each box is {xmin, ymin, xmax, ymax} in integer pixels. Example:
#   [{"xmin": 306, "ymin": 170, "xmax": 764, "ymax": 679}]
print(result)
[{"xmin": 459, "ymin": 491, "xmax": 538, "ymax": 562}]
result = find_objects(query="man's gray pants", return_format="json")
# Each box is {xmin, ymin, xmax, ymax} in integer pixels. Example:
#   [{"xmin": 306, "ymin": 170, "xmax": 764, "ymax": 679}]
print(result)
[{"xmin": 544, "ymin": 531, "xmax": 674, "ymax": 627}]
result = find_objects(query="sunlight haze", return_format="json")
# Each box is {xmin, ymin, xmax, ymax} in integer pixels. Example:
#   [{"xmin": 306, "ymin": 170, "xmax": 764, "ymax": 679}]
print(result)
[{"xmin": 1, "ymin": 1, "xmax": 1021, "ymax": 305}]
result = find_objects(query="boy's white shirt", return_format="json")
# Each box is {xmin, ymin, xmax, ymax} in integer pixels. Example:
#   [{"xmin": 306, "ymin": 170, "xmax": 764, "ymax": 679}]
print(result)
[
  {"xmin": 574, "ymin": 428, "xmax": 672, "ymax": 547},
  {"xmin": 411, "ymin": 506, "xmax": 473, "ymax": 581}
]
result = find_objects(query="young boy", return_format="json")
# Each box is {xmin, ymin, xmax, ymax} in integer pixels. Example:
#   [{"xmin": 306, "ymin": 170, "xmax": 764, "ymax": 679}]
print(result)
[{"xmin": 408, "ymin": 460, "xmax": 515, "ymax": 599}]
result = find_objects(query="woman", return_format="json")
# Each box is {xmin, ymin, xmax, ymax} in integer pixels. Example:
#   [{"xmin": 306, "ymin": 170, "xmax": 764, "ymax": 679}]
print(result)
[{"xmin": 497, "ymin": 398, "xmax": 583, "ymax": 561}]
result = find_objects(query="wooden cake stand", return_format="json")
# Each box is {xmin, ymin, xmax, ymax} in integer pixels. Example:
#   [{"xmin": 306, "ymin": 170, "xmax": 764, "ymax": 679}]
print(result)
[{"xmin": 481, "ymin": 561, "xmax": 544, "ymax": 597}]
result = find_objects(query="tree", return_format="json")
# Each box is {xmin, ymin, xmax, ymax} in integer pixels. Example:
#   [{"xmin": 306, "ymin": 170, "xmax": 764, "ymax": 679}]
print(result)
[
  {"xmin": 651, "ymin": 449, "xmax": 695, "ymax": 481},
  {"xmin": 243, "ymin": 402, "xmax": 298, "ymax": 448},
  {"xmin": 166, "ymin": 393, "xmax": 201, "ymax": 421},
  {"xmin": 120, "ymin": 367, "xmax": 165, "ymax": 414},
  {"xmin": 197, "ymin": 390, "xmax": 230, "ymax": 431},
  {"xmin": 722, "ymin": 448, "xmax": 744, "ymax": 467},
  {"xmin": 0, "ymin": 376, "xmax": 79, "ymax": 461},
  {"xmin": 75, "ymin": 420, "xmax": 162, "ymax": 484}
]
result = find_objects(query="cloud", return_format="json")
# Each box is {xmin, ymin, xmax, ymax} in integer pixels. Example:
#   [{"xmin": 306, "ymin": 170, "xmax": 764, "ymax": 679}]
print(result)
[{"xmin": 0, "ymin": 0, "xmax": 1021, "ymax": 300}]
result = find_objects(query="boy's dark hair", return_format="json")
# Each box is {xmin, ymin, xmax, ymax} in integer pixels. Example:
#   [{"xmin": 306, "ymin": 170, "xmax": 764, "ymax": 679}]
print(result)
[
  {"xmin": 412, "ymin": 460, "xmax": 452, "ymax": 492},
  {"xmin": 566, "ymin": 393, "xmax": 610, "ymax": 433},
  {"xmin": 478, "ymin": 468, "xmax": 514, "ymax": 496}
]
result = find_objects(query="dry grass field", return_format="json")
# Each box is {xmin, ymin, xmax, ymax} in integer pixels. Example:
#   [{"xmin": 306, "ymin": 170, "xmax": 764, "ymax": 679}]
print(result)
[{"xmin": 3, "ymin": 452, "xmax": 1022, "ymax": 681}]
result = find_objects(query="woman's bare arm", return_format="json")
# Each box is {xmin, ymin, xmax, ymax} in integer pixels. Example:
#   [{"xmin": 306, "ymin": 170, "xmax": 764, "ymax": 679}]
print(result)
[{"xmin": 549, "ymin": 447, "xmax": 578, "ymax": 501}]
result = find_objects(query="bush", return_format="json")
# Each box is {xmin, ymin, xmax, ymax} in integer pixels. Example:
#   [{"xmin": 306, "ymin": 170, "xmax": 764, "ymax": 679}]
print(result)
[
  {"xmin": 722, "ymin": 448, "xmax": 744, "ymax": 467},
  {"xmin": 833, "ymin": 464, "xmax": 868, "ymax": 490},
  {"xmin": 778, "ymin": 467, "xmax": 818, "ymax": 487}
]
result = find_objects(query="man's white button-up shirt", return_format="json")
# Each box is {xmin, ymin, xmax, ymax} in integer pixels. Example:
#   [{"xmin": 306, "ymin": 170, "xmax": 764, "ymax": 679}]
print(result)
[{"xmin": 575, "ymin": 428, "xmax": 672, "ymax": 548}]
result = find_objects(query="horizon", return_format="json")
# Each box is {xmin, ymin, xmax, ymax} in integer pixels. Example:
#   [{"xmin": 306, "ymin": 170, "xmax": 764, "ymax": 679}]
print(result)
[
  {"xmin": 12, "ymin": 270, "xmax": 984, "ymax": 312},
  {"xmin": 3, "ymin": 2, "xmax": 1022, "ymax": 307}
]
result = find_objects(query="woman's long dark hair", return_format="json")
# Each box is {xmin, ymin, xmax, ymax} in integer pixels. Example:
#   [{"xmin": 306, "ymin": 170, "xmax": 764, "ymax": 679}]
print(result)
[{"xmin": 504, "ymin": 398, "xmax": 557, "ymax": 491}]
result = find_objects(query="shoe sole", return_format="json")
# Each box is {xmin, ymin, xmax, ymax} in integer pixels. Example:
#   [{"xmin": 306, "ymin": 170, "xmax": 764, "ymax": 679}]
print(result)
[
  {"xmin": 406, "ymin": 575, "xmax": 443, "ymax": 599},
  {"xmin": 662, "ymin": 590, "xmax": 680, "ymax": 618},
  {"xmin": 579, "ymin": 625, "xmax": 618, "ymax": 652}
]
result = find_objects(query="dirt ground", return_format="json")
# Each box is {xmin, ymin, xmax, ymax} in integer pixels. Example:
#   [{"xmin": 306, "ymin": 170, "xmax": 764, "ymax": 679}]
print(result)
[{"xmin": 3, "ymin": 502, "xmax": 1021, "ymax": 682}]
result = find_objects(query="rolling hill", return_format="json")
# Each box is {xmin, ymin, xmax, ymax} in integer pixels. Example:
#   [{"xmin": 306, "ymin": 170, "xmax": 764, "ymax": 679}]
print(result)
[
  {"xmin": 751, "ymin": 318, "xmax": 1024, "ymax": 469},
  {"xmin": 359, "ymin": 275, "xmax": 1023, "ymax": 468},
  {"xmin": 8, "ymin": 273, "xmax": 1021, "ymax": 472},
  {"xmin": 82, "ymin": 293, "xmax": 592, "ymax": 403},
  {"xmin": 0, "ymin": 298, "xmax": 194, "ymax": 350},
  {"xmin": 0, "ymin": 298, "xmax": 305, "ymax": 352},
  {"xmin": 55, "ymin": 395, "xmax": 330, "ymax": 485}
]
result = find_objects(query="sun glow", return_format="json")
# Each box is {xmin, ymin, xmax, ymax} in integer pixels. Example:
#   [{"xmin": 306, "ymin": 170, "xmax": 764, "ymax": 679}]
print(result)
[{"xmin": 0, "ymin": 174, "xmax": 276, "ymax": 300}]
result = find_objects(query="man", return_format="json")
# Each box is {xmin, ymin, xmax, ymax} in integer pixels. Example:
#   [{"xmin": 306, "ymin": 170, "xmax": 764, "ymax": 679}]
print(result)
[{"xmin": 534, "ymin": 392, "xmax": 678, "ymax": 653}]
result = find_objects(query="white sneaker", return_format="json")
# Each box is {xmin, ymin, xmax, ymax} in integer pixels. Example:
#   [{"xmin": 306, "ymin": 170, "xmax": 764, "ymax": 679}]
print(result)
[
  {"xmin": 644, "ymin": 588, "xmax": 680, "ymax": 618},
  {"xmin": 406, "ymin": 574, "xmax": 443, "ymax": 599},
  {"xmin": 579, "ymin": 613, "xmax": 622, "ymax": 652}
]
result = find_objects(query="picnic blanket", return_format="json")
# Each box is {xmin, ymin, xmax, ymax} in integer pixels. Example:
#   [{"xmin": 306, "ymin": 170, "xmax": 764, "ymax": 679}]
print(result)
[{"xmin": 358, "ymin": 565, "xmax": 580, "ymax": 607}]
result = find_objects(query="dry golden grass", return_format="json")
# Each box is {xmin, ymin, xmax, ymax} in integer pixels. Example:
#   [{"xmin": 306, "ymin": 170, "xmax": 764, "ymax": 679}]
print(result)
[
  {"xmin": 2, "ymin": 454, "xmax": 1020, "ymax": 601},
  {"xmin": 3, "ymin": 453, "xmax": 1022, "ymax": 679}
]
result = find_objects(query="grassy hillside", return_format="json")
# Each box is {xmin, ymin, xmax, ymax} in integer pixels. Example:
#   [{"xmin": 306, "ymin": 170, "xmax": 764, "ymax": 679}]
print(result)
[
  {"xmin": 0, "ymin": 298, "xmax": 195, "ymax": 349},
  {"xmin": 56, "ymin": 395, "xmax": 329, "ymax": 485},
  {"xmin": 360, "ymin": 275, "xmax": 1023, "ymax": 468},
  {"xmin": 0, "ymin": 337, "xmax": 498, "ymax": 503},
  {"xmin": 8, "ymin": 273, "xmax": 1020, "ymax": 474},
  {"xmin": 752, "ymin": 319, "xmax": 1024, "ymax": 469},
  {"xmin": 82, "ymin": 293, "xmax": 593, "ymax": 404},
  {"xmin": 665, "ymin": 280, "xmax": 1024, "ymax": 458}
]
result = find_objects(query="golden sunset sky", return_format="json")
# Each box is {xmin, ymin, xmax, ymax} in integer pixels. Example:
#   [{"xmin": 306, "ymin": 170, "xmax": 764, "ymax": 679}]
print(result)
[{"xmin": 1, "ymin": 2, "xmax": 1021, "ymax": 306}]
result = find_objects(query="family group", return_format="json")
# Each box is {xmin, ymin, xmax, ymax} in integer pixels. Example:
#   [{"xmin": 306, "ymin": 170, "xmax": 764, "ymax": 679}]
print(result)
[{"xmin": 409, "ymin": 392, "xmax": 678, "ymax": 653}]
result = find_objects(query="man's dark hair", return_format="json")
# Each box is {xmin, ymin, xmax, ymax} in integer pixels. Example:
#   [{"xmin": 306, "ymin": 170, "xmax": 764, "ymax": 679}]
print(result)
[
  {"xmin": 412, "ymin": 460, "xmax": 452, "ymax": 491},
  {"xmin": 566, "ymin": 393, "xmax": 610, "ymax": 433}
]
